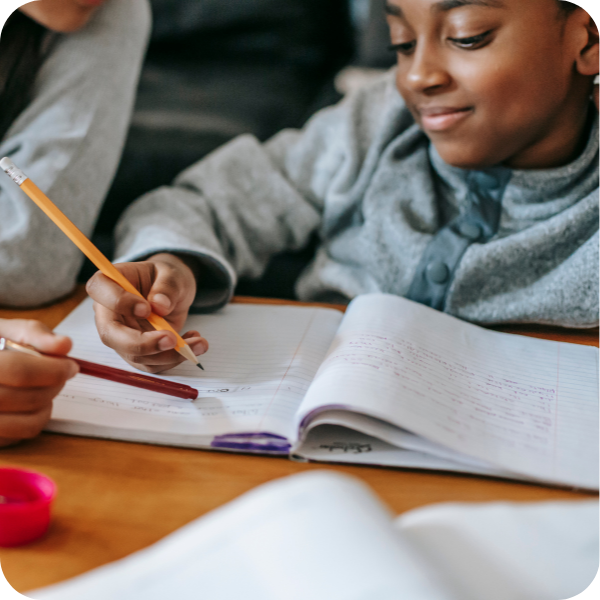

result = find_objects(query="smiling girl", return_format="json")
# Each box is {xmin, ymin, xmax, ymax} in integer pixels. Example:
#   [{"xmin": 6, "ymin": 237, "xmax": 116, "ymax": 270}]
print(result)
[{"xmin": 85, "ymin": 0, "xmax": 598, "ymax": 373}]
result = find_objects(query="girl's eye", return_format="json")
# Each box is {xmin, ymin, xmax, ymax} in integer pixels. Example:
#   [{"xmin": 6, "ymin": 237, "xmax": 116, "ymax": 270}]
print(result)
[
  {"xmin": 448, "ymin": 30, "xmax": 493, "ymax": 49},
  {"xmin": 389, "ymin": 29, "xmax": 493, "ymax": 55},
  {"xmin": 388, "ymin": 40, "xmax": 416, "ymax": 56}
]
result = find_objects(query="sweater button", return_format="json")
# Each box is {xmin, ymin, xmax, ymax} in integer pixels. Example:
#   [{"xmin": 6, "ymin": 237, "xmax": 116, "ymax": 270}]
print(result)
[
  {"xmin": 426, "ymin": 261, "xmax": 449, "ymax": 284},
  {"xmin": 459, "ymin": 222, "xmax": 482, "ymax": 241}
]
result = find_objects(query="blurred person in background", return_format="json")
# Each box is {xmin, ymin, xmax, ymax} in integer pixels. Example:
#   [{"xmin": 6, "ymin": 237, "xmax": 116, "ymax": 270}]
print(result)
[
  {"xmin": 0, "ymin": 0, "xmax": 150, "ymax": 307},
  {"xmin": 0, "ymin": 0, "xmax": 149, "ymax": 446}
]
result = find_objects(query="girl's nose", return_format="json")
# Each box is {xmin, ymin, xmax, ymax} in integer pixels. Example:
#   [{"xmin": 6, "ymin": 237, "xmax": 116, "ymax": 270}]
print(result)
[{"xmin": 404, "ymin": 44, "xmax": 451, "ymax": 94}]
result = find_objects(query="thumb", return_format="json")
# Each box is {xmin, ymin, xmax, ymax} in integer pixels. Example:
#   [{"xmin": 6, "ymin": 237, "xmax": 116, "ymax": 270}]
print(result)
[
  {"xmin": 147, "ymin": 264, "xmax": 184, "ymax": 317},
  {"xmin": 0, "ymin": 319, "xmax": 72, "ymax": 356}
]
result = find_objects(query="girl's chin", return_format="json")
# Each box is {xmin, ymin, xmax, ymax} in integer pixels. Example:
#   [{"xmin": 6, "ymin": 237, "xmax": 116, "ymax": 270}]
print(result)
[{"xmin": 431, "ymin": 142, "xmax": 501, "ymax": 170}]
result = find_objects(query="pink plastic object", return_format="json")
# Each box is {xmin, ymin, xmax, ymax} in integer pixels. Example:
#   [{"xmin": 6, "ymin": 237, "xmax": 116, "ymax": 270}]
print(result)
[{"xmin": 0, "ymin": 467, "xmax": 56, "ymax": 547}]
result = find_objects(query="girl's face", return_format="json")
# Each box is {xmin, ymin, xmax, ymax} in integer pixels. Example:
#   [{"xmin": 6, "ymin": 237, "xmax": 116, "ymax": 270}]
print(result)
[
  {"xmin": 386, "ymin": 0, "xmax": 598, "ymax": 170},
  {"xmin": 19, "ymin": 0, "xmax": 109, "ymax": 33}
]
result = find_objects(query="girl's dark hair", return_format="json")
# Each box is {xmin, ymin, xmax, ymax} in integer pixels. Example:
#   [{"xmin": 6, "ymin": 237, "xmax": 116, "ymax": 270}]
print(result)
[{"xmin": 0, "ymin": 11, "xmax": 49, "ymax": 142}]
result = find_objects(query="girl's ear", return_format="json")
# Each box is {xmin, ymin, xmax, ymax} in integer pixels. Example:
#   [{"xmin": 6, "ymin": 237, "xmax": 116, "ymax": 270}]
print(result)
[{"xmin": 573, "ymin": 12, "xmax": 599, "ymax": 77}]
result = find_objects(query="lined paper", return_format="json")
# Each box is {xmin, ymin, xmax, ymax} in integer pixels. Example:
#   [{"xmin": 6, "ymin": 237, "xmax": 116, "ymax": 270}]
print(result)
[
  {"xmin": 50, "ymin": 294, "xmax": 598, "ymax": 487},
  {"xmin": 51, "ymin": 299, "xmax": 343, "ymax": 444},
  {"xmin": 296, "ymin": 294, "xmax": 598, "ymax": 488}
]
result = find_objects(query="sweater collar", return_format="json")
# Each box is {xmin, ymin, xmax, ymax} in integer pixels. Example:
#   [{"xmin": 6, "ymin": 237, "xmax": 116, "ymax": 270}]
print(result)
[{"xmin": 428, "ymin": 112, "xmax": 599, "ymax": 200}]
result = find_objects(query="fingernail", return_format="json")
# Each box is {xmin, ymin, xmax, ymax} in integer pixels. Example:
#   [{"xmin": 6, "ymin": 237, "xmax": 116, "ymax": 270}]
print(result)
[
  {"xmin": 134, "ymin": 303, "xmax": 149, "ymax": 318},
  {"xmin": 158, "ymin": 336, "xmax": 176, "ymax": 351},
  {"xmin": 191, "ymin": 342, "xmax": 207, "ymax": 355},
  {"xmin": 68, "ymin": 361, "xmax": 80, "ymax": 378},
  {"xmin": 153, "ymin": 293, "xmax": 171, "ymax": 311}
]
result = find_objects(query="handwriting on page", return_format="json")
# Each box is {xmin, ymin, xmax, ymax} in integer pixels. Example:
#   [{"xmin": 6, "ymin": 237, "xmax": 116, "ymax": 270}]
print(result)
[
  {"xmin": 52, "ymin": 301, "xmax": 344, "ymax": 439},
  {"xmin": 59, "ymin": 390, "xmax": 267, "ymax": 419},
  {"xmin": 319, "ymin": 442, "xmax": 373, "ymax": 454},
  {"xmin": 323, "ymin": 333, "xmax": 558, "ymax": 456}
]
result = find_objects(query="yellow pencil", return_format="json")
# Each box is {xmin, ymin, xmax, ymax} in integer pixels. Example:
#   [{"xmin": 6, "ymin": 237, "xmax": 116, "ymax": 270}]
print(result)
[{"xmin": 0, "ymin": 157, "xmax": 203, "ymax": 370}]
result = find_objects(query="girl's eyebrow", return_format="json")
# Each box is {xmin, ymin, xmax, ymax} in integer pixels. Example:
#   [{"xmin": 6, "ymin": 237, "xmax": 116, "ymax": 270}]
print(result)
[
  {"xmin": 432, "ymin": 0, "xmax": 505, "ymax": 12},
  {"xmin": 385, "ymin": 0, "xmax": 504, "ymax": 19}
]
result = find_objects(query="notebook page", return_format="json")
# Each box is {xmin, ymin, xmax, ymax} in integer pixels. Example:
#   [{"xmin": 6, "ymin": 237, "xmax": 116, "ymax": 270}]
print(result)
[
  {"xmin": 30, "ymin": 472, "xmax": 451, "ymax": 600},
  {"xmin": 296, "ymin": 294, "xmax": 599, "ymax": 488},
  {"xmin": 51, "ymin": 298, "xmax": 342, "ymax": 446}
]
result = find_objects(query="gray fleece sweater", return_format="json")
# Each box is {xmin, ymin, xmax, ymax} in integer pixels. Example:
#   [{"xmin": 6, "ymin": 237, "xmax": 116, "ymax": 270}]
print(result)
[
  {"xmin": 115, "ymin": 70, "xmax": 599, "ymax": 328},
  {"xmin": 0, "ymin": 0, "xmax": 150, "ymax": 307}
]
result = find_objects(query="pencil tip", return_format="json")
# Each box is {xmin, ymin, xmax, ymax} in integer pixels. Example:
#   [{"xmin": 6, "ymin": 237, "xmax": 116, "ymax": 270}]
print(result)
[{"xmin": 197, "ymin": 363, "xmax": 205, "ymax": 371}]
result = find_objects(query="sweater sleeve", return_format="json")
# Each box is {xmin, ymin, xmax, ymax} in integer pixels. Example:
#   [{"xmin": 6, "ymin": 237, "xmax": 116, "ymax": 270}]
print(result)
[
  {"xmin": 0, "ymin": 0, "xmax": 151, "ymax": 307},
  {"xmin": 114, "ymin": 70, "xmax": 406, "ymax": 312}
]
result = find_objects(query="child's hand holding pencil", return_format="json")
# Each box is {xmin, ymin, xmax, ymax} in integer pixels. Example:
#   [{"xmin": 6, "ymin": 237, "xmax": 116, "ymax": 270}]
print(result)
[
  {"xmin": 86, "ymin": 253, "xmax": 208, "ymax": 373},
  {"xmin": 0, "ymin": 319, "xmax": 78, "ymax": 447},
  {"xmin": 1, "ymin": 157, "xmax": 207, "ymax": 374}
]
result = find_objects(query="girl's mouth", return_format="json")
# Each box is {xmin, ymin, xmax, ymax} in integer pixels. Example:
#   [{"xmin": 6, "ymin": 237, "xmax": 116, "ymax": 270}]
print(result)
[{"xmin": 418, "ymin": 106, "xmax": 474, "ymax": 132}]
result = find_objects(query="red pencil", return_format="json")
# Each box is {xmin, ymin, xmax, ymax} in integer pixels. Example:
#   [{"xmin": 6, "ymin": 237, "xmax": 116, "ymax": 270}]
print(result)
[
  {"xmin": 0, "ymin": 337, "xmax": 199, "ymax": 401},
  {"xmin": 72, "ymin": 358, "xmax": 199, "ymax": 400}
]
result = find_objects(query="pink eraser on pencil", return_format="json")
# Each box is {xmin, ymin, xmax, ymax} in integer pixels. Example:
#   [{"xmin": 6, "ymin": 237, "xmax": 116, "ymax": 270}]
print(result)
[{"xmin": 0, "ymin": 467, "xmax": 56, "ymax": 547}]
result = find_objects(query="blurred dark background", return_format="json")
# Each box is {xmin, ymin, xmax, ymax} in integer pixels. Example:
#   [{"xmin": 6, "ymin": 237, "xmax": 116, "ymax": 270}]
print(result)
[{"xmin": 83, "ymin": 0, "xmax": 395, "ymax": 298}]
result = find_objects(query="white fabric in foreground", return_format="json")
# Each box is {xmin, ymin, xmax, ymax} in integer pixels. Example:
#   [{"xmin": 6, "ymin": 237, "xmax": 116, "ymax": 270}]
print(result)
[
  {"xmin": 29, "ymin": 472, "xmax": 598, "ymax": 600},
  {"xmin": 396, "ymin": 500, "xmax": 599, "ymax": 600}
]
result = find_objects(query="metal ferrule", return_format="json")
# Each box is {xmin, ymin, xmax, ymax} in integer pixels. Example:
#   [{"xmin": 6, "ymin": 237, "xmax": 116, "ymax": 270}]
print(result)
[
  {"xmin": 0, "ymin": 337, "xmax": 41, "ymax": 356},
  {"xmin": 0, "ymin": 159, "xmax": 28, "ymax": 186}
]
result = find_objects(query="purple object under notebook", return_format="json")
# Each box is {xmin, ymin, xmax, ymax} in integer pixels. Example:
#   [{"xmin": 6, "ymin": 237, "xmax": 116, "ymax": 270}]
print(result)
[
  {"xmin": 211, "ymin": 432, "xmax": 291, "ymax": 453},
  {"xmin": 211, "ymin": 404, "xmax": 352, "ymax": 454}
]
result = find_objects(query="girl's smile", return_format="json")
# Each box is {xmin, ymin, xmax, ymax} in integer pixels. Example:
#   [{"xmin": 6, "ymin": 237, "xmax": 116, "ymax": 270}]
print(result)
[{"xmin": 417, "ymin": 105, "xmax": 474, "ymax": 132}]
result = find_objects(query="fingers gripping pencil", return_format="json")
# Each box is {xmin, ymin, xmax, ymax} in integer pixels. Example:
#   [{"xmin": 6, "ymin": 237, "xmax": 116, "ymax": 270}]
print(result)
[{"xmin": 0, "ymin": 157, "xmax": 204, "ymax": 370}]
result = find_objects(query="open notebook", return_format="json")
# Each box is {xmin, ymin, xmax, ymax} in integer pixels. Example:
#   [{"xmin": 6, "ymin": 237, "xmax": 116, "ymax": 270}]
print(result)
[
  {"xmin": 50, "ymin": 294, "xmax": 599, "ymax": 489},
  {"xmin": 29, "ymin": 472, "xmax": 598, "ymax": 600}
]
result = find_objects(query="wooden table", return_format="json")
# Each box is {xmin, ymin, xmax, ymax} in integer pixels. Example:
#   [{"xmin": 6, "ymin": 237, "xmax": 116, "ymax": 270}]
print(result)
[{"xmin": 0, "ymin": 287, "xmax": 597, "ymax": 593}]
